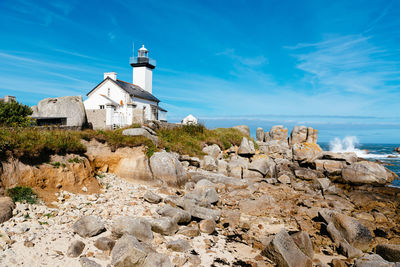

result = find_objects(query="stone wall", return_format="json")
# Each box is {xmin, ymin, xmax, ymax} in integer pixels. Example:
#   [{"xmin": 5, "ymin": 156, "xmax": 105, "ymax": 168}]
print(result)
[{"xmin": 86, "ymin": 109, "xmax": 107, "ymax": 130}]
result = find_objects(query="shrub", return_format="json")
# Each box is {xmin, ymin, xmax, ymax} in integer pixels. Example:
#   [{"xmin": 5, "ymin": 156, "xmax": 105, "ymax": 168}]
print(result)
[
  {"xmin": 0, "ymin": 101, "xmax": 33, "ymax": 127},
  {"xmin": 7, "ymin": 186, "xmax": 38, "ymax": 204}
]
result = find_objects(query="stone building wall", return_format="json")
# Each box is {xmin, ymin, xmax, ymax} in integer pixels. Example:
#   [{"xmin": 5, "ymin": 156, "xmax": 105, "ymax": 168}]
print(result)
[{"xmin": 86, "ymin": 109, "xmax": 107, "ymax": 130}]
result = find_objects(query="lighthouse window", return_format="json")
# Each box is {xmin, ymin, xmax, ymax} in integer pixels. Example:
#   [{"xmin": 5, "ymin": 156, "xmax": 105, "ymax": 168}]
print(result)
[{"xmin": 99, "ymin": 105, "xmax": 105, "ymax": 109}]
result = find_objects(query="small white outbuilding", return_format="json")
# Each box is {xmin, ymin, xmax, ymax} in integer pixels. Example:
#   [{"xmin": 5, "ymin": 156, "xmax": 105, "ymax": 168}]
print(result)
[
  {"xmin": 182, "ymin": 114, "xmax": 198, "ymax": 125},
  {"xmin": 84, "ymin": 45, "xmax": 167, "ymax": 129}
]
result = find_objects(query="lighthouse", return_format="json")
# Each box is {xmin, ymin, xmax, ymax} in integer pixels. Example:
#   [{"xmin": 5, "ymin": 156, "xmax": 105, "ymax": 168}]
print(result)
[{"xmin": 130, "ymin": 45, "xmax": 155, "ymax": 94}]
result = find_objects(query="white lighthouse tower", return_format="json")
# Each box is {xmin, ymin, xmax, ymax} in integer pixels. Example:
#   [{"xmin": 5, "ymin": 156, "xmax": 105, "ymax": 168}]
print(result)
[{"xmin": 131, "ymin": 45, "xmax": 155, "ymax": 94}]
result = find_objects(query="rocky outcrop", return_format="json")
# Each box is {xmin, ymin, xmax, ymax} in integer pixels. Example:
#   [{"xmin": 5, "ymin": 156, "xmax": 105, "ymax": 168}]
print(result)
[
  {"xmin": 150, "ymin": 151, "xmax": 188, "ymax": 187},
  {"xmin": 202, "ymin": 144, "xmax": 221, "ymax": 159},
  {"xmin": 238, "ymin": 137, "xmax": 255, "ymax": 156},
  {"xmin": 289, "ymin": 126, "xmax": 318, "ymax": 145},
  {"xmin": 0, "ymin": 154, "xmax": 100, "ymax": 202},
  {"xmin": 72, "ymin": 216, "xmax": 105, "ymax": 238},
  {"xmin": 111, "ymin": 234, "xmax": 147, "ymax": 267},
  {"xmin": 85, "ymin": 140, "xmax": 153, "ymax": 183},
  {"xmin": 31, "ymin": 96, "xmax": 87, "ymax": 128},
  {"xmin": 256, "ymin": 127, "xmax": 264, "ymax": 142},
  {"xmin": 266, "ymin": 125, "xmax": 288, "ymax": 142},
  {"xmin": 0, "ymin": 197, "xmax": 15, "ymax": 224},
  {"xmin": 375, "ymin": 243, "xmax": 400, "ymax": 262},
  {"xmin": 341, "ymin": 161, "xmax": 396, "ymax": 185},
  {"xmin": 122, "ymin": 127, "xmax": 158, "ymax": 146},
  {"xmin": 292, "ymin": 142, "xmax": 322, "ymax": 163}
]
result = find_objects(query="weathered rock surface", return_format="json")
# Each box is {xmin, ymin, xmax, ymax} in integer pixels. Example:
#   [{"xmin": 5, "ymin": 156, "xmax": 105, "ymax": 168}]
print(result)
[
  {"xmin": 150, "ymin": 217, "xmax": 179, "ymax": 235},
  {"xmin": 94, "ymin": 237, "xmax": 115, "ymax": 251},
  {"xmin": 290, "ymin": 231, "xmax": 314, "ymax": 259},
  {"xmin": 200, "ymin": 155, "xmax": 217, "ymax": 171},
  {"xmin": 202, "ymin": 144, "xmax": 221, "ymax": 159},
  {"xmin": 67, "ymin": 240, "xmax": 85, "ymax": 257},
  {"xmin": 248, "ymin": 155, "xmax": 276, "ymax": 177},
  {"xmin": 256, "ymin": 127, "xmax": 264, "ymax": 142},
  {"xmin": 342, "ymin": 161, "xmax": 396, "ymax": 185},
  {"xmin": 289, "ymin": 126, "xmax": 318, "ymax": 145},
  {"xmin": 184, "ymin": 179, "xmax": 218, "ymax": 206},
  {"xmin": 238, "ymin": 137, "xmax": 255, "ymax": 156},
  {"xmin": 150, "ymin": 151, "xmax": 188, "ymax": 187},
  {"xmin": 72, "ymin": 216, "xmax": 105, "ymax": 238},
  {"xmin": 199, "ymin": 219, "xmax": 216, "ymax": 234},
  {"xmin": 354, "ymin": 254, "xmax": 395, "ymax": 267},
  {"xmin": 292, "ymin": 142, "xmax": 322, "ymax": 163},
  {"xmin": 262, "ymin": 229, "xmax": 312, "ymax": 267},
  {"xmin": 142, "ymin": 252, "xmax": 172, "ymax": 267},
  {"xmin": 143, "ymin": 191, "xmax": 162, "ymax": 204},
  {"xmin": 31, "ymin": 95, "xmax": 87, "ymax": 127},
  {"xmin": 111, "ymin": 234, "xmax": 147, "ymax": 267},
  {"xmin": 112, "ymin": 216, "xmax": 153, "ymax": 242},
  {"xmin": 0, "ymin": 197, "xmax": 15, "ymax": 223},
  {"xmin": 269, "ymin": 125, "xmax": 288, "ymax": 142},
  {"xmin": 156, "ymin": 205, "xmax": 191, "ymax": 224},
  {"xmin": 376, "ymin": 243, "xmax": 400, "ymax": 262},
  {"xmin": 166, "ymin": 239, "xmax": 191, "ymax": 252},
  {"xmin": 79, "ymin": 257, "xmax": 101, "ymax": 267},
  {"xmin": 122, "ymin": 128, "xmax": 158, "ymax": 146}
]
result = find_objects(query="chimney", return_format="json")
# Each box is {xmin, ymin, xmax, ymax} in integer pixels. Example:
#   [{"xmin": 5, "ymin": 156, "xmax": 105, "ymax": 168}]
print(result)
[{"xmin": 104, "ymin": 72, "xmax": 117, "ymax": 81}]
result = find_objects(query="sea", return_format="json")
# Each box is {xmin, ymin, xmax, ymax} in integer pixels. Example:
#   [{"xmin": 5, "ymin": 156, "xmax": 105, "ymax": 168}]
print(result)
[{"xmin": 319, "ymin": 136, "xmax": 400, "ymax": 187}]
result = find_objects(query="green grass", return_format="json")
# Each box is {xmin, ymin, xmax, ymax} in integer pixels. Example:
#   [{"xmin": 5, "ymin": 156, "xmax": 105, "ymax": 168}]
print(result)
[
  {"xmin": 7, "ymin": 186, "xmax": 38, "ymax": 204},
  {"xmin": 157, "ymin": 124, "xmax": 249, "ymax": 157},
  {"xmin": 68, "ymin": 157, "xmax": 81, "ymax": 163}
]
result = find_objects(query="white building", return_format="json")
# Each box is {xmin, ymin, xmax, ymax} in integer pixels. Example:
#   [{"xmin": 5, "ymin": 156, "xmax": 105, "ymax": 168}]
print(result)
[{"xmin": 84, "ymin": 45, "xmax": 167, "ymax": 129}]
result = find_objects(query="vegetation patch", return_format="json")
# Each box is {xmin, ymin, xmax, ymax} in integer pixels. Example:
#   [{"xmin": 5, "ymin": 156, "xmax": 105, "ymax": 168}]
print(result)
[
  {"xmin": 7, "ymin": 186, "xmax": 38, "ymax": 204},
  {"xmin": 0, "ymin": 101, "xmax": 33, "ymax": 127},
  {"xmin": 157, "ymin": 124, "xmax": 248, "ymax": 157}
]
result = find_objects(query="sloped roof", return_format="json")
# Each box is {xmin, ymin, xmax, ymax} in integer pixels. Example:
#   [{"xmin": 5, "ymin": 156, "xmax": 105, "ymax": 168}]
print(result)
[
  {"xmin": 86, "ymin": 77, "xmax": 160, "ymax": 103},
  {"xmin": 115, "ymin": 80, "xmax": 160, "ymax": 102}
]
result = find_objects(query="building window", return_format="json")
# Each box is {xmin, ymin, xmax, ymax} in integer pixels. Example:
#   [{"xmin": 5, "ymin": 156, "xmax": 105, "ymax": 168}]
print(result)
[
  {"xmin": 107, "ymin": 88, "xmax": 110, "ymax": 97},
  {"xmin": 99, "ymin": 105, "xmax": 105, "ymax": 109}
]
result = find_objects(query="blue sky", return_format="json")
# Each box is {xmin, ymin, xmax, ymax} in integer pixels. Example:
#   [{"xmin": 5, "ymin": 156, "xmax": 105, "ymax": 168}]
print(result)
[{"xmin": 0, "ymin": 0, "xmax": 399, "ymax": 143}]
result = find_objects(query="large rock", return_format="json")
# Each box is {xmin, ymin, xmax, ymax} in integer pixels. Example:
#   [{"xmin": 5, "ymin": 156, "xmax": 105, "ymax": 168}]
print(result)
[
  {"xmin": 233, "ymin": 125, "xmax": 250, "ymax": 136},
  {"xmin": 290, "ymin": 231, "xmax": 314, "ymax": 259},
  {"xmin": 31, "ymin": 96, "xmax": 87, "ymax": 128},
  {"xmin": 202, "ymin": 144, "xmax": 221, "ymax": 159},
  {"xmin": 342, "ymin": 161, "xmax": 396, "ymax": 185},
  {"xmin": 256, "ymin": 127, "xmax": 264, "ymax": 142},
  {"xmin": 200, "ymin": 156, "xmax": 217, "ymax": 171},
  {"xmin": 143, "ymin": 253, "xmax": 172, "ymax": 267},
  {"xmin": 85, "ymin": 140, "xmax": 153, "ymax": 182},
  {"xmin": 319, "ymin": 209, "xmax": 373, "ymax": 251},
  {"xmin": 269, "ymin": 125, "xmax": 288, "ymax": 142},
  {"xmin": 259, "ymin": 140, "xmax": 292, "ymax": 160},
  {"xmin": 184, "ymin": 179, "xmax": 218, "ymax": 206},
  {"xmin": 0, "ymin": 197, "xmax": 15, "ymax": 224},
  {"xmin": 182, "ymin": 199, "xmax": 221, "ymax": 221},
  {"xmin": 238, "ymin": 137, "xmax": 255, "ymax": 156},
  {"xmin": 111, "ymin": 234, "xmax": 147, "ymax": 267},
  {"xmin": 166, "ymin": 239, "xmax": 191, "ymax": 252},
  {"xmin": 262, "ymin": 229, "xmax": 312, "ymax": 267},
  {"xmin": 354, "ymin": 254, "xmax": 395, "ymax": 267},
  {"xmin": 376, "ymin": 243, "xmax": 400, "ymax": 262},
  {"xmin": 289, "ymin": 126, "xmax": 318, "ymax": 145},
  {"xmin": 150, "ymin": 151, "xmax": 188, "ymax": 187},
  {"xmin": 248, "ymin": 155, "xmax": 276, "ymax": 177},
  {"xmin": 292, "ymin": 142, "xmax": 322, "ymax": 163},
  {"xmin": 122, "ymin": 128, "xmax": 158, "ymax": 146},
  {"xmin": 314, "ymin": 160, "xmax": 345, "ymax": 180},
  {"xmin": 326, "ymin": 222, "xmax": 363, "ymax": 258},
  {"xmin": 156, "ymin": 205, "xmax": 191, "ymax": 224},
  {"xmin": 315, "ymin": 151, "xmax": 358, "ymax": 165},
  {"xmin": 112, "ymin": 217, "xmax": 153, "ymax": 242},
  {"xmin": 150, "ymin": 217, "xmax": 179, "ymax": 236},
  {"xmin": 72, "ymin": 216, "xmax": 105, "ymax": 238},
  {"xmin": 67, "ymin": 240, "xmax": 85, "ymax": 258}
]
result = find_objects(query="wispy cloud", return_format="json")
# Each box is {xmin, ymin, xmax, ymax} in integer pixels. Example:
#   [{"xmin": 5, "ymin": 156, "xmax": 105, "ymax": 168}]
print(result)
[
  {"xmin": 216, "ymin": 48, "xmax": 267, "ymax": 67},
  {"xmin": 287, "ymin": 34, "xmax": 400, "ymax": 94}
]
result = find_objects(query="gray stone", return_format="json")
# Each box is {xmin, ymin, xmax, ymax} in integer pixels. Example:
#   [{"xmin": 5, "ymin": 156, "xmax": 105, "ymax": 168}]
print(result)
[
  {"xmin": 199, "ymin": 219, "xmax": 216, "ymax": 234},
  {"xmin": 202, "ymin": 144, "xmax": 221, "ymax": 159},
  {"xmin": 143, "ymin": 252, "xmax": 172, "ymax": 267},
  {"xmin": 122, "ymin": 128, "xmax": 158, "ymax": 146},
  {"xmin": 0, "ymin": 197, "xmax": 15, "ymax": 224},
  {"xmin": 265, "ymin": 178, "xmax": 278, "ymax": 184},
  {"xmin": 354, "ymin": 254, "xmax": 395, "ymax": 267},
  {"xmin": 166, "ymin": 239, "xmax": 191, "ymax": 252},
  {"xmin": 150, "ymin": 151, "xmax": 188, "ymax": 187},
  {"xmin": 112, "ymin": 217, "xmax": 153, "ymax": 242},
  {"xmin": 201, "ymin": 155, "xmax": 218, "ymax": 171},
  {"xmin": 238, "ymin": 137, "xmax": 255, "ymax": 156},
  {"xmin": 289, "ymin": 126, "xmax": 308, "ymax": 145},
  {"xmin": 94, "ymin": 237, "xmax": 115, "ymax": 251},
  {"xmin": 144, "ymin": 191, "xmax": 162, "ymax": 204},
  {"xmin": 242, "ymin": 169, "xmax": 263, "ymax": 178},
  {"xmin": 217, "ymin": 159, "xmax": 228, "ymax": 176},
  {"xmin": 376, "ymin": 243, "xmax": 400, "ymax": 262},
  {"xmin": 177, "ymin": 226, "xmax": 200, "ymax": 237},
  {"xmin": 31, "ymin": 96, "xmax": 87, "ymax": 127},
  {"xmin": 269, "ymin": 125, "xmax": 288, "ymax": 142},
  {"xmin": 182, "ymin": 199, "xmax": 221, "ymax": 221},
  {"xmin": 319, "ymin": 209, "xmax": 373, "ymax": 251},
  {"xmin": 72, "ymin": 216, "xmax": 105, "ymax": 238},
  {"xmin": 111, "ymin": 234, "xmax": 147, "ymax": 267},
  {"xmin": 150, "ymin": 217, "xmax": 179, "ymax": 236},
  {"xmin": 262, "ymin": 229, "xmax": 312, "ymax": 267},
  {"xmin": 294, "ymin": 169, "xmax": 320, "ymax": 181},
  {"xmin": 278, "ymin": 174, "xmax": 291, "ymax": 184},
  {"xmin": 327, "ymin": 222, "xmax": 362, "ymax": 258},
  {"xmin": 248, "ymin": 156, "xmax": 276, "ymax": 177},
  {"xmin": 342, "ymin": 161, "xmax": 396, "ymax": 185},
  {"xmin": 179, "ymin": 155, "xmax": 201, "ymax": 167},
  {"xmin": 67, "ymin": 240, "xmax": 85, "ymax": 258},
  {"xmin": 188, "ymin": 171, "xmax": 246, "ymax": 186},
  {"xmin": 79, "ymin": 257, "xmax": 101, "ymax": 267},
  {"xmin": 292, "ymin": 143, "xmax": 322, "ymax": 163},
  {"xmin": 156, "ymin": 205, "xmax": 191, "ymax": 224},
  {"xmin": 184, "ymin": 179, "xmax": 218, "ymax": 206},
  {"xmin": 256, "ymin": 127, "xmax": 264, "ymax": 142},
  {"xmin": 233, "ymin": 125, "xmax": 250, "ymax": 136},
  {"xmin": 290, "ymin": 231, "xmax": 314, "ymax": 259},
  {"xmin": 315, "ymin": 151, "xmax": 358, "ymax": 164},
  {"xmin": 142, "ymin": 125, "xmax": 157, "ymax": 136},
  {"xmin": 259, "ymin": 140, "xmax": 292, "ymax": 160}
]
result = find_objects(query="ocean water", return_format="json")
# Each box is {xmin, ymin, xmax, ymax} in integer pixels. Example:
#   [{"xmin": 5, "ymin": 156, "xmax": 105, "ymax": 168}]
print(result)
[{"xmin": 319, "ymin": 137, "xmax": 400, "ymax": 187}]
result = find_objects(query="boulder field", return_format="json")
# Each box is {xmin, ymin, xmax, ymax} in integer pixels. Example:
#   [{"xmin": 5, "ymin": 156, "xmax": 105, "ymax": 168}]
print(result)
[{"xmin": 0, "ymin": 125, "xmax": 399, "ymax": 266}]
